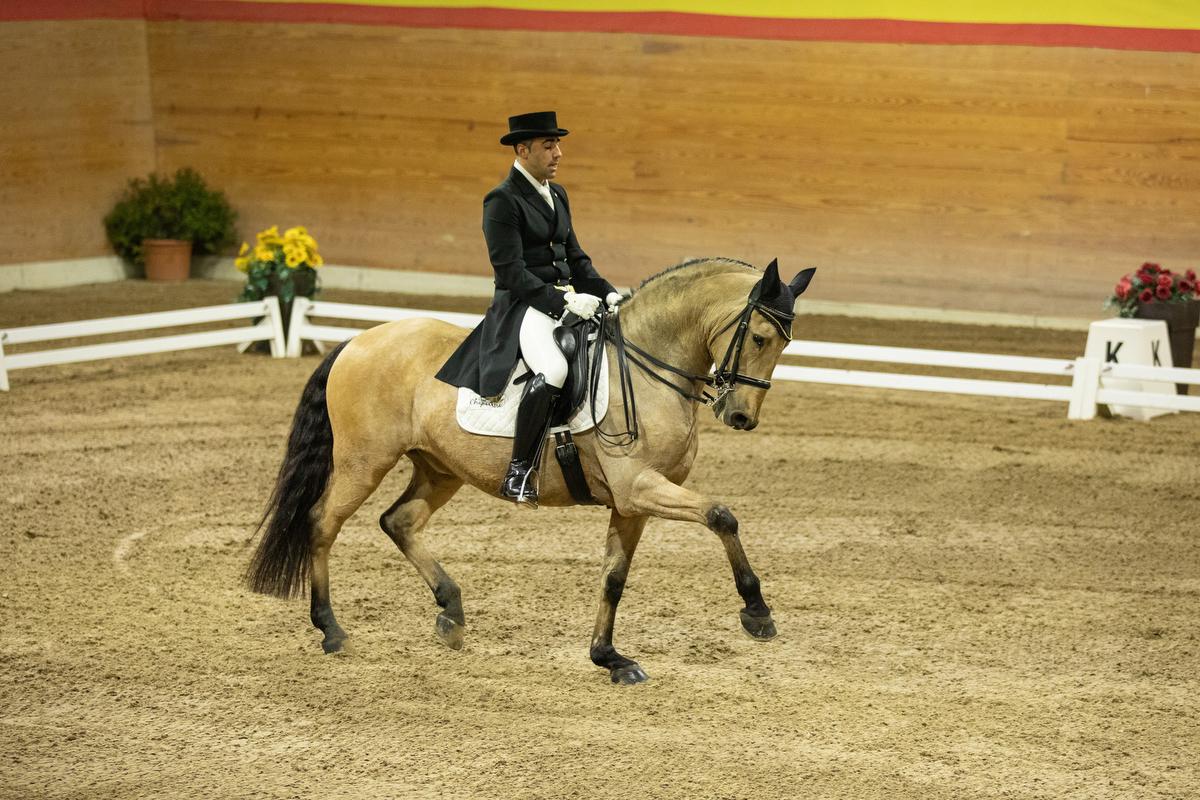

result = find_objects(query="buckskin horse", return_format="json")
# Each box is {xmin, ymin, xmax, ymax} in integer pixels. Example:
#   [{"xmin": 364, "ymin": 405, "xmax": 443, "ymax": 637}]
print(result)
[{"xmin": 246, "ymin": 257, "xmax": 815, "ymax": 684}]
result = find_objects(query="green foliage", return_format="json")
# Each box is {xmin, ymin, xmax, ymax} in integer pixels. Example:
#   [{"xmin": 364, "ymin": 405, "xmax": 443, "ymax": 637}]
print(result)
[
  {"xmin": 237, "ymin": 260, "xmax": 320, "ymax": 305},
  {"xmin": 103, "ymin": 168, "xmax": 237, "ymax": 266}
]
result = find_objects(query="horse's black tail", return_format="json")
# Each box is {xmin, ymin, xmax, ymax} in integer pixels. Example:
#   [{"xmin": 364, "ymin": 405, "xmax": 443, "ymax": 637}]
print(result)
[{"xmin": 244, "ymin": 341, "xmax": 349, "ymax": 598}]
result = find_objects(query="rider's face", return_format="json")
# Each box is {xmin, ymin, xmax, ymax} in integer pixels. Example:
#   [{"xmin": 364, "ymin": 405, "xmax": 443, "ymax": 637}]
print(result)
[{"xmin": 518, "ymin": 137, "xmax": 562, "ymax": 183}]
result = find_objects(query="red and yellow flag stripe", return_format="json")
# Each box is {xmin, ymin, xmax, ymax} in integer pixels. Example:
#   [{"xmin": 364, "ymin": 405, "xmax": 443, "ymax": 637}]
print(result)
[{"xmin": 7, "ymin": 0, "xmax": 1200, "ymax": 52}]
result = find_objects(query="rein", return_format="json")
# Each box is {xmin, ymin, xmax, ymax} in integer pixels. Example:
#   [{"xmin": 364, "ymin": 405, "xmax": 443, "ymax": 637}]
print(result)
[{"xmin": 588, "ymin": 297, "xmax": 793, "ymax": 445}]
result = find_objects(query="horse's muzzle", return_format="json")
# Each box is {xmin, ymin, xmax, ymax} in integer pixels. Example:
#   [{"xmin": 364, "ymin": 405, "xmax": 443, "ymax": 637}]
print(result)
[{"xmin": 727, "ymin": 411, "xmax": 758, "ymax": 431}]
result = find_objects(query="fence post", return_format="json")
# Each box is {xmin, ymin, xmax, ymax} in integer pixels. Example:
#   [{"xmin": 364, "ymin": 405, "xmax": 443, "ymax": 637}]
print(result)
[
  {"xmin": 0, "ymin": 333, "xmax": 9, "ymax": 392},
  {"xmin": 262, "ymin": 296, "xmax": 287, "ymax": 358},
  {"xmin": 286, "ymin": 297, "xmax": 311, "ymax": 358},
  {"xmin": 1067, "ymin": 357, "xmax": 1101, "ymax": 420}
]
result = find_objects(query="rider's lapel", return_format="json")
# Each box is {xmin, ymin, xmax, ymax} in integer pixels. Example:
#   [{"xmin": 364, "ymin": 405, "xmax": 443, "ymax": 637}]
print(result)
[{"xmin": 509, "ymin": 167, "xmax": 557, "ymax": 226}]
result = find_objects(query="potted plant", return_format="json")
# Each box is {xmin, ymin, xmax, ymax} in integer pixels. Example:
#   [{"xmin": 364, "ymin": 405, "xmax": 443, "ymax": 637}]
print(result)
[
  {"xmin": 235, "ymin": 225, "xmax": 324, "ymax": 341},
  {"xmin": 104, "ymin": 167, "xmax": 237, "ymax": 281},
  {"xmin": 1106, "ymin": 262, "xmax": 1200, "ymax": 393}
]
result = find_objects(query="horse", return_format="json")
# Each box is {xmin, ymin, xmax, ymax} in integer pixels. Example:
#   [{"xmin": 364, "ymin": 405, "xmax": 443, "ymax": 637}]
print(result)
[{"xmin": 245, "ymin": 256, "xmax": 816, "ymax": 684}]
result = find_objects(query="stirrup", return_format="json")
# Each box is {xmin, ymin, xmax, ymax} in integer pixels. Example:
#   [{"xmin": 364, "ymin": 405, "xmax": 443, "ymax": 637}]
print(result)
[{"xmin": 499, "ymin": 460, "xmax": 540, "ymax": 508}]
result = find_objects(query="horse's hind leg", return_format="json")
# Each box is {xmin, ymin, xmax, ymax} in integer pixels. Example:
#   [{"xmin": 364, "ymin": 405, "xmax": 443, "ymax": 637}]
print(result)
[
  {"xmin": 310, "ymin": 454, "xmax": 396, "ymax": 654},
  {"xmin": 590, "ymin": 512, "xmax": 649, "ymax": 685},
  {"xmin": 379, "ymin": 454, "xmax": 466, "ymax": 650}
]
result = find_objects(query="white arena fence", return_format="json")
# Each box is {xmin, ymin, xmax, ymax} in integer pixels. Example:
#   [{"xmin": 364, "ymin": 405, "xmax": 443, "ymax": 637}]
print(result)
[
  {"xmin": 289, "ymin": 299, "xmax": 1200, "ymax": 421},
  {"xmin": 2, "ymin": 296, "xmax": 1197, "ymax": 421},
  {"xmin": 0, "ymin": 298, "xmax": 285, "ymax": 391},
  {"xmin": 284, "ymin": 298, "xmax": 480, "ymax": 357}
]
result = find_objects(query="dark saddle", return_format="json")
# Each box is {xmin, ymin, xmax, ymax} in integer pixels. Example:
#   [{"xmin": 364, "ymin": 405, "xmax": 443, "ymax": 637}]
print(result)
[
  {"xmin": 516, "ymin": 313, "xmax": 598, "ymax": 426},
  {"xmin": 510, "ymin": 313, "xmax": 602, "ymax": 505},
  {"xmin": 550, "ymin": 316, "xmax": 598, "ymax": 425}
]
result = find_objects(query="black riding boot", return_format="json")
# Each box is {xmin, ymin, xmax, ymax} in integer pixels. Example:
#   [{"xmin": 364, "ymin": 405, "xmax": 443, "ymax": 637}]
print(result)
[{"xmin": 499, "ymin": 374, "xmax": 559, "ymax": 507}]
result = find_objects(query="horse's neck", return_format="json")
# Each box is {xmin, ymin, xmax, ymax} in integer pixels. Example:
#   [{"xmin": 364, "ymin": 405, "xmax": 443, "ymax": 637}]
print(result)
[{"xmin": 619, "ymin": 282, "xmax": 732, "ymax": 377}]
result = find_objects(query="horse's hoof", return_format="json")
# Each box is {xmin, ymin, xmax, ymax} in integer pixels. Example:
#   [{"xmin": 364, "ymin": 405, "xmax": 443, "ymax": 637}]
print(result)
[
  {"xmin": 740, "ymin": 610, "xmax": 777, "ymax": 641},
  {"xmin": 435, "ymin": 613, "xmax": 465, "ymax": 651},
  {"xmin": 321, "ymin": 635, "xmax": 352, "ymax": 655},
  {"xmin": 610, "ymin": 664, "xmax": 649, "ymax": 685}
]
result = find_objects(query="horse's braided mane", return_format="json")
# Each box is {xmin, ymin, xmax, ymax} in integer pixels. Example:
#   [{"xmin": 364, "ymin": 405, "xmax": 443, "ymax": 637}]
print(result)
[{"xmin": 634, "ymin": 256, "xmax": 758, "ymax": 292}]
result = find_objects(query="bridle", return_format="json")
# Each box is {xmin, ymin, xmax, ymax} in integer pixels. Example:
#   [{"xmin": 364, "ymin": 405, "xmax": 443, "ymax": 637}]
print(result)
[
  {"xmin": 588, "ymin": 288, "xmax": 794, "ymax": 446},
  {"xmin": 708, "ymin": 292, "xmax": 795, "ymax": 398}
]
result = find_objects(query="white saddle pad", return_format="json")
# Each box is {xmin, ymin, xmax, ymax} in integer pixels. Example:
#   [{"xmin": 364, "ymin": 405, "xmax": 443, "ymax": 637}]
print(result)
[{"xmin": 455, "ymin": 343, "xmax": 608, "ymax": 437}]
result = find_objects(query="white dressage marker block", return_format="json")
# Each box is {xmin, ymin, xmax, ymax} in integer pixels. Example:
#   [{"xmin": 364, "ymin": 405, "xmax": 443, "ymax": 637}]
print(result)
[{"xmin": 1084, "ymin": 319, "xmax": 1175, "ymax": 420}]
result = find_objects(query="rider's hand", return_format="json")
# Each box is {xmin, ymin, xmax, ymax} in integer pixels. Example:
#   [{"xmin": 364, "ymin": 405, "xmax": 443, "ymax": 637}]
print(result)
[
  {"xmin": 563, "ymin": 292, "xmax": 601, "ymax": 319},
  {"xmin": 605, "ymin": 291, "xmax": 623, "ymax": 310}
]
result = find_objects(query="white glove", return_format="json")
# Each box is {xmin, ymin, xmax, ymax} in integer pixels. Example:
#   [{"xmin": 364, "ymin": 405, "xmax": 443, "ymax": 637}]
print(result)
[
  {"xmin": 605, "ymin": 291, "xmax": 623, "ymax": 310},
  {"xmin": 563, "ymin": 292, "xmax": 601, "ymax": 319}
]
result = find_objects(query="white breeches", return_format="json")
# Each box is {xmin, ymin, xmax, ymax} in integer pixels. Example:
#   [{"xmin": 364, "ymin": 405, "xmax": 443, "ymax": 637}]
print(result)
[{"xmin": 519, "ymin": 306, "xmax": 568, "ymax": 388}]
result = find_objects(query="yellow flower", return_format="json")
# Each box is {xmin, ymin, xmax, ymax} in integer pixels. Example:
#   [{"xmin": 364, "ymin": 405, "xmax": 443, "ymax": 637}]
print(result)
[
  {"xmin": 246, "ymin": 224, "xmax": 322, "ymax": 268},
  {"xmin": 234, "ymin": 256, "xmax": 251, "ymax": 273},
  {"xmin": 284, "ymin": 227, "xmax": 318, "ymax": 256},
  {"xmin": 256, "ymin": 225, "xmax": 282, "ymax": 246}
]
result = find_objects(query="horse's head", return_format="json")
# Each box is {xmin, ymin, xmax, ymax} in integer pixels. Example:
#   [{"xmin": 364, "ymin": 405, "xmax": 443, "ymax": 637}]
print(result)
[{"xmin": 708, "ymin": 259, "xmax": 816, "ymax": 431}]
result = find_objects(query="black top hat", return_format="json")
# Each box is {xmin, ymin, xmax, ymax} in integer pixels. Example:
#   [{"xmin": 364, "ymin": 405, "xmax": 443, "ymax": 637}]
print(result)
[{"xmin": 500, "ymin": 111, "xmax": 569, "ymax": 146}]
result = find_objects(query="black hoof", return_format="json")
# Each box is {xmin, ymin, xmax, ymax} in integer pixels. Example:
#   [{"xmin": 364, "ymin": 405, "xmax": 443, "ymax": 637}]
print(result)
[
  {"xmin": 740, "ymin": 610, "xmax": 777, "ymax": 641},
  {"xmin": 435, "ymin": 613, "xmax": 465, "ymax": 651},
  {"xmin": 610, "ymin": 664, "xmax": 650, "ymax": 685},
  {"xmin": 321, "ymin": 634, "xmax": 351, "ymax": 654}
]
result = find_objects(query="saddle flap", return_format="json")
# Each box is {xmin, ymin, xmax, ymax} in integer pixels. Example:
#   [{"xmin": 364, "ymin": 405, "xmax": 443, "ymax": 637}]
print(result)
[{"xmin": 551, "ymin": 323, "xmax": 592, "ymax": 425}]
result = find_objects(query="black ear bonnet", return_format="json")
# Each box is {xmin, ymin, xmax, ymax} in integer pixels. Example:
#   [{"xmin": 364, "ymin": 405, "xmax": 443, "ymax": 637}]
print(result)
[{"xmin": 748, "ymin": 259, "xmax": 817, "ymax": 339}]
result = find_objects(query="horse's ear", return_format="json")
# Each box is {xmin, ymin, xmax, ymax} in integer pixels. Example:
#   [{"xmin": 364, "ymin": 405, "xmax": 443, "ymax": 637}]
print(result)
[
  {"xmin": 788, "ymin": 267, "xmax": 817, "ymax": 298},
  {"xmin": 755, "ymin": 258, "xmax": 782, "ymax": 301}
]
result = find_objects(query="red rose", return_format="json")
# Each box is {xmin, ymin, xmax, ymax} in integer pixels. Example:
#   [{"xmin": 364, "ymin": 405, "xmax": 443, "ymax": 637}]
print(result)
[
  {"xmin": 1156, "ymin": 284, "xmax": 1172, "ymax": 300},
  {"xmin": 1187, "ymin": 269, "xmax": 1197, "ymax": 282},
  {"xmin": 1139, "ymin": 288, "xmax": 1155, "ymax": 303},
  {"xmin": 1157, "ymin": 273, "xmax": 1173, "ymax": 288},
  {"xmin": 1142, "ymin": 262, "xmax": 1161, "ymax": 273},
  {"xmin": 1115, "ymin": 283, "xmax": 1130, "ymax": 300},
  {"xmin": 1180, "ymin": 279, "xmax": 1196, "ymax": 295}
]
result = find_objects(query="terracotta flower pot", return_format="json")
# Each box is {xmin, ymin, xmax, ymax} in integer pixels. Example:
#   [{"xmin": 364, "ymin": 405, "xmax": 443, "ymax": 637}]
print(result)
[
  {"xmin": 1134, "ymin": 299, "xmax": 1200, "ymax": 394},
  {"xmin": 142, "ymin": 239, "xmax": 193, "ymax": 282}
]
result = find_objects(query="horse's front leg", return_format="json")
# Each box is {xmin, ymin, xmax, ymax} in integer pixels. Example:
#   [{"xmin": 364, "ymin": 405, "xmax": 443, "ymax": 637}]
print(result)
[
  {"xmin": 590, "ymin": 511, "xmax": 649, "ymax": 685},
  {"xmin": 621, "ymin": 469, "xmax": 777, "ymax": 641}
]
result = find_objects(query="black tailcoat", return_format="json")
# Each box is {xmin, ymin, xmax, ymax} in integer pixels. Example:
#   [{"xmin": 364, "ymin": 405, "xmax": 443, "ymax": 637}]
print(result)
[{"xmin": 435, "ymin": 167, "xmax": 616, "ymax": 397}]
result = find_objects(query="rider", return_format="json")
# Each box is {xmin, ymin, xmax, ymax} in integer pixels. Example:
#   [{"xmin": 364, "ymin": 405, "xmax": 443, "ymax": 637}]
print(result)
[{"xmin": 435, "ymin": 111, "xmax": 621, "ymax": 505}]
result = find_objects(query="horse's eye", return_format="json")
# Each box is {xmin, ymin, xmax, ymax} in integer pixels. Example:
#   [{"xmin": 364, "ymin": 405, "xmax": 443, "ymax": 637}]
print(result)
[{"xmin": 752, "ymin": 334, "xmax": 765, "ymax": 347}]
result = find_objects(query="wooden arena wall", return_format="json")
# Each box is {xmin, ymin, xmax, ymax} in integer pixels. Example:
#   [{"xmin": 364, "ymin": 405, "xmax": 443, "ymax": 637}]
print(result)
[
  {"xmin": 4, "ymin": 3, "xmax": 1200, "ymax": 314},
  {"xmin": 0, "ymin": 19, "xmax": 156, "ymax": 266}
]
